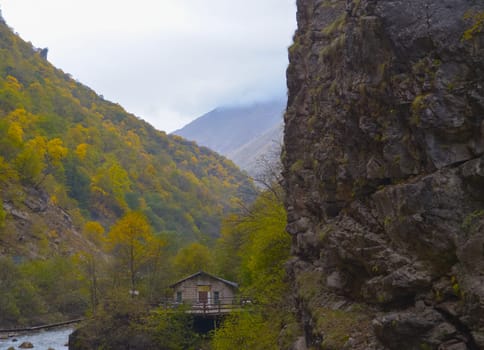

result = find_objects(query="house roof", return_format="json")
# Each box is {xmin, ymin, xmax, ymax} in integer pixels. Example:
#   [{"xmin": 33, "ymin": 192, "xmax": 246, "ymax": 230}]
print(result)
[{"xmin": 170, "ymin": 271, "xmax": 238, "ymax": 289}]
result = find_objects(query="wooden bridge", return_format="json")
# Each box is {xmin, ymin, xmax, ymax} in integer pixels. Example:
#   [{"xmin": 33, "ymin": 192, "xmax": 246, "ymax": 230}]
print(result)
[{"xmin": 0, "ymin": 318, "xmax": 83, "ymax": 338}]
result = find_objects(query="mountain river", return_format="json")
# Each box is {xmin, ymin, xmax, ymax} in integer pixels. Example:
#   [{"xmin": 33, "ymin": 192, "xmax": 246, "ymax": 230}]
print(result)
[{"xmin": 0, "ymin": 327, "xmax": 73, "ymax": 350}]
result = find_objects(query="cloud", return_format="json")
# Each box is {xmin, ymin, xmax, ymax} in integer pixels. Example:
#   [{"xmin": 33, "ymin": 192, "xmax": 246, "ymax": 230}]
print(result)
[{"xmin": 1, "ymin": 0, "xmax": 296, "ymax": 132}]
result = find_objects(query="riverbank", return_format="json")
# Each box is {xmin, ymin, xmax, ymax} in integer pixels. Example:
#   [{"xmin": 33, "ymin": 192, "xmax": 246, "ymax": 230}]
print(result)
[{"xmin": 0, "ymin": 327, "xmax": 74, "ymax": 350}]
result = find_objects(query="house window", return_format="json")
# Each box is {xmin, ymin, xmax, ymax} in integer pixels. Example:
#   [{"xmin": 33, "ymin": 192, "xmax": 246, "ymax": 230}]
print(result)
[
  {"xmin": 176, "ymin": 291, "xmax": 182, "ymax": 303},
  {"xmin": 214, "ymin": 291, "xmax": 220, "ymax": 304}
]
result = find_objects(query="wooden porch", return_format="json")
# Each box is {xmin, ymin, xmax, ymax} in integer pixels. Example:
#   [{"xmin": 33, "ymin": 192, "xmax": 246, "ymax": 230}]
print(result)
[{"xmin": 160, "ymin": 296, "xmax": 252, "ymax": 316}]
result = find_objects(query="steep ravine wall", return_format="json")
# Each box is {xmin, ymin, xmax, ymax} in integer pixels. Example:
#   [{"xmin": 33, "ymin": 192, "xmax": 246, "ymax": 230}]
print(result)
[
  {"xmin": 282, "ymin": 0, "xmax": 484, "ymax": 349},
  {"xmin": 1, "ymin": 185, "xmax": 95, "ymax": 259}
]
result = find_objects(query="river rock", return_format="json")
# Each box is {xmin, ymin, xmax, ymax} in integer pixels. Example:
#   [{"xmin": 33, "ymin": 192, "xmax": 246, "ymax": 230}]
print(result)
[{"xmin": 18, "ymin": 341, "xmax": 34, "ymax": 348}]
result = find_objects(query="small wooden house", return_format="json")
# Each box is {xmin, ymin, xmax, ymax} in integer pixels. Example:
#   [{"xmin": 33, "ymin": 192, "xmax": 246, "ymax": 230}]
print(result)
[{"xmin": 170, "ymin": 271, "xmax": 238, "ymax": 307}]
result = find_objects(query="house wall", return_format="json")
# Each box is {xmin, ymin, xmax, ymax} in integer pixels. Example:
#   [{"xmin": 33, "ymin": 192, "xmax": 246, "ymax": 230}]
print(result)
[{"xmin": 173, "ymin": 275, "xmax": 236, "ymax": 305}]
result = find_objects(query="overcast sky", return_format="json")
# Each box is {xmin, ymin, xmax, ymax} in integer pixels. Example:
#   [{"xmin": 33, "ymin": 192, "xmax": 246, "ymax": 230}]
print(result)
[{"xmin": 0, "ymin": 0, "xmax": 296, "ymax": 132}]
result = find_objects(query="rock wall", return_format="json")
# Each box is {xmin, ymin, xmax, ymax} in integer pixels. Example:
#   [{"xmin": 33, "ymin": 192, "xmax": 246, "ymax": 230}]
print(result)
[
  {"xmin": 1, "ymin": 185, "xmax": 94, "ymax": 259},
  {"xmin": 283, "ymin": 0, "xmax": 484, "ymax": 349}
]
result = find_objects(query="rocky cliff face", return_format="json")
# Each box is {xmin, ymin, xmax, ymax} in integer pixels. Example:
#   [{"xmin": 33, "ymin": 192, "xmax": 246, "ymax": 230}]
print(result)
[
  {"xmin": 1, "ymin": 185, "xmax": 94, "ymax": 259},
  {"xmin": 283, "ymin": 0, "xmax": 484, "ymax": 349}
]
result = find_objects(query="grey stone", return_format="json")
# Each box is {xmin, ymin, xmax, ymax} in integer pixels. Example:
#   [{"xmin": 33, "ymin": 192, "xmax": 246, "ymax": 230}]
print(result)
[
  {"xmin": 291, "ymin": 337, "xmax": 307, "ymax": 350},
  {"xmin": 283, "ymin": 0, "xmax": 484, "ymax": 348}
]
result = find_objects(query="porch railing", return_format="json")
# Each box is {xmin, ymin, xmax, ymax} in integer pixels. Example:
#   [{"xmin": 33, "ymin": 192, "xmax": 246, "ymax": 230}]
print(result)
[{"xmin": 158, "ymin": 296, "xmax": 253, "ymax": 315}]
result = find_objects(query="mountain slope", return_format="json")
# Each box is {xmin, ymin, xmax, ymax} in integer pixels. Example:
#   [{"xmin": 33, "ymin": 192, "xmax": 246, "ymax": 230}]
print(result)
[
  {"xmin": 0, "ymin": 16, "xmax": 255, "ymax": 258},
  {"xmin": 229, "ymin": 122, "xmax": 283, "ymax": 176},
  {"xmin": 173, "ymin": 100, "xmax": 285, "ymax": 176}
]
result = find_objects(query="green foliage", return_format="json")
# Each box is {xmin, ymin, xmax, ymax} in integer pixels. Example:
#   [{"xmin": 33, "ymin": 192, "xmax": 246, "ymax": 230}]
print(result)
[
  {"xmin": 314, "ymin": 308, "xmax": 367, "ymax": 349},
  {"xmin": 212, "ymin": 311, "xmax": 279, "ymax": 350},
  {"xmin": 69, "ymin": 297, "xmax": 149, "ymax": 350},
  {"xmin": 71, "ymin": 302, "xmax": 202, "ymax": 350},
  {"xmin": 140, "ymin": 307, "xmax": 201, "ymax": 349},
  {"xmin": 172, "ymin": 242, "xmax": 214, "ymax": 277},
  {"xmin": 463, "ymin": 11, "xmax": 484, "ymax": 40},
  {"xmin": 462, "ymin": 209, "xmax": 484, "ymax": 231},
  {"xmin": 19, "ymin": 256, "xmax": 88, "ymax": 318},
  {"xmin": 295, "ymin": 271, "xmax": 373, "ymax": 349},
  {"xmin": 410, "ymin": 94, "xmax": 428, "ymax": 126},
  {"xmin": 216, "ymin": 187, "xmax": 290, "ymax": 303},
  {"xmin": 13, "ymin": 137, "xmax": 46, "ymax": 184},
  {"xmin": 107, "ymin": 211, "xmax": 158, "ymax": 294},
  {"xmin": 0, "ymin": 256, "xmax": 87, "ymax": 327},
  {"xmin": 212, "ymin": 185, "xmax": 294, "ymax": 348},
  {"xmin": 322, "ymin": 13, "xmax": 346, "ymax": 36},
  {"xmin": 296, "ymin": 270, "xmax": 325, "ymax": 301},
  {"xmin": 0, "ymin": 257, "xmax": 34, "ymax": 325}
]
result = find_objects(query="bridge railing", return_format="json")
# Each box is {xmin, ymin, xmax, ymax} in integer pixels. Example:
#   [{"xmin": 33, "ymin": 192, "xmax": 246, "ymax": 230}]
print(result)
[{"xmin": 158, "ymin": 296, "xmax": 254, "ymax": 314}]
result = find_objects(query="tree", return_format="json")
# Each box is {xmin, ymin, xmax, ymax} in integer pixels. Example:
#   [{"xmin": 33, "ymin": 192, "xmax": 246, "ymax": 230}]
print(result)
[
  {"xmin": 64, "ymin": 156, "xmax": 90, "ymax": 209},
  {"xmin": 75, "ymin": 143, "xmax": 89, "ymax": 160},
  {"xmin": 0, "ymin": 257, "xmax": 45, "ymax": 327},
  {"xmin": 216, "ymin": 185, "xmax": 289, "ymax": 303},
  {"xmin": 0, "ymin": 75, "xmax": 23, "ymax": 112},
  {"xmin": 214, "ymin": 213, "xmax": 247, "ymax": 281},
  {"xmin": 107, "ymin": 212, "xmax": 153, "ymax": 296},
  {"xmin": 90, "ymin": 160, "xmax": 131, "ymax": 215},
  {"xmin": 46, "ymin": 137, "xmax": 68, "ymax": 167},
  {"xmin": 83, "ymin": 221, "xmax": 105, "ymax": 246},
  {"xmin": 78, "ymin": 221, "xmax": 105, "ymax": 314},
  {"xmin": 19, "ymin": 257, "xmax": 86, "ymax": 319},
  {"xmin": 212, "ymin": 311, "xmax": 279, "ymax": 350},
  {"xmin": 0, "ymin": 257, "xmax": 23, "ymax": 324},
  {"xmin": 13, "ymin": 136, "xmax": 68, "ymax": 186},
  {"xmin": 140, "ymin": 307, "xmax": 200, "ymax": 349},
  {"xmin": 0, "ymin": 194, "xmax": 5, "ymax": 229},
  {"xmin": 211, "ymin": 185, "xmax": 293, "ymax": 349},
  {"xmin": 143, "ymin": 235, "xmax": 168, "ymax": 303},
  {"xmin": 14, "ymin": 136, "xmax": 46, "ymax": 184},
  {"xmin": 172, "ymin": 242, "xmax": 214, "ymax": 277}
]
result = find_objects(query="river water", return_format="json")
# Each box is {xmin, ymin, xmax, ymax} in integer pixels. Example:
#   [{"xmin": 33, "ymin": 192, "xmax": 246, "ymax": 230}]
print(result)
[{"xmin": 0, "ymin": 327, "xmax": 73, "ymax": 350}]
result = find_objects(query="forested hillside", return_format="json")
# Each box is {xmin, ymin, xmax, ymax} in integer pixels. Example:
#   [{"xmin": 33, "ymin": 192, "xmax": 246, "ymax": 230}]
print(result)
[{"xmin": 0, "ymin": 16, "xmax": 255, "ymax": 258}]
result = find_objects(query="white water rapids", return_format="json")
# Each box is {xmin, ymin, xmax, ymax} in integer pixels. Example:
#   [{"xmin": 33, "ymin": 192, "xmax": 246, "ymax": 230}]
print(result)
[{"xmin": 0, "ymin": 327, "xmax": 73, "ymax": 350}]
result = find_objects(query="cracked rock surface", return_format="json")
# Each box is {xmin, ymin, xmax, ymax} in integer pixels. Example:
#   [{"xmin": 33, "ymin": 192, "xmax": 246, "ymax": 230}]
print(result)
[{"xmin": 283, "ymin": 0, "xmax": 484, "ymax": 349}]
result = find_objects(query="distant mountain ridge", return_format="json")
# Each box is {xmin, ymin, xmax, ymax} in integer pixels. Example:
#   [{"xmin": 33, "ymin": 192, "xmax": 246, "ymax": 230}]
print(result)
[
  {"xmin": 229, "ymin": 122, "xmax": 283, "ymax": 176},
  {"xmin": 173, "ymin": 100, "xmax": 285, "ymax": 176}
]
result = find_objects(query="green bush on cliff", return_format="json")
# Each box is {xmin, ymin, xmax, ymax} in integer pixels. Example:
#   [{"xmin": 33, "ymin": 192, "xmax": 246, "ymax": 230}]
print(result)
[{"xmin": 463, "ymin": 11, "xmax": 484, "ymax": 40}]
